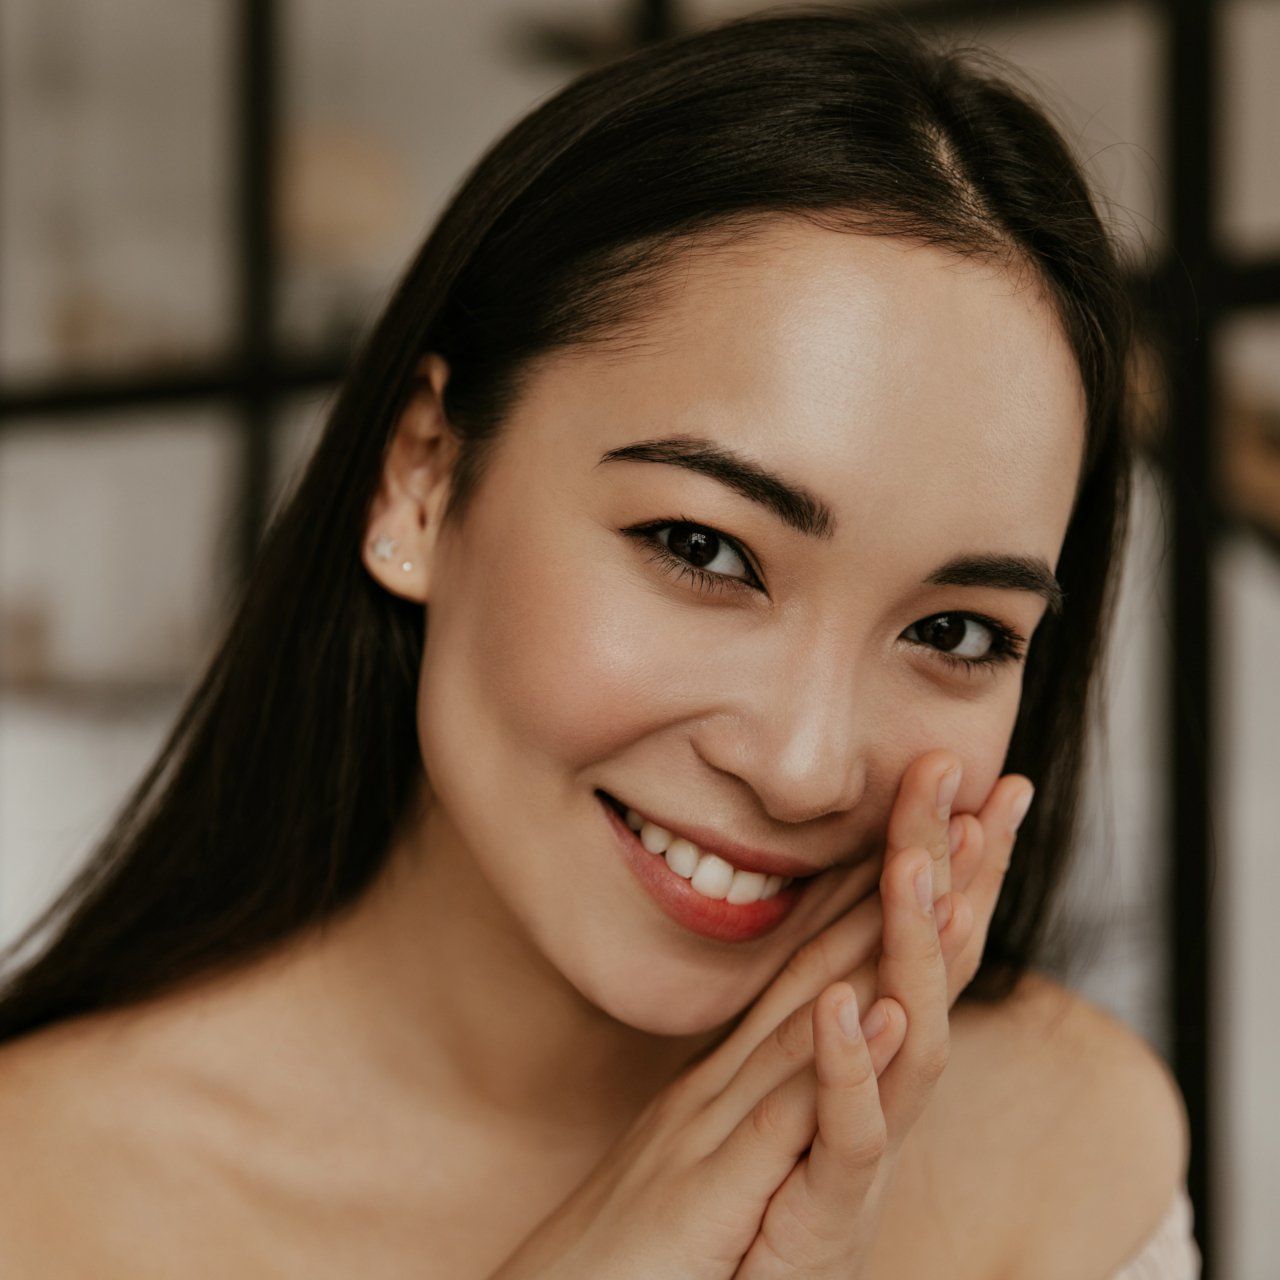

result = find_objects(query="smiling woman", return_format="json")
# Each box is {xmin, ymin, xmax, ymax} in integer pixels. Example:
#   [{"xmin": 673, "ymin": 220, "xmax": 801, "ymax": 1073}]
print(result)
[{"xmin": 0, "ymin": 7, "xmax": 1195, "ymax": 1279}]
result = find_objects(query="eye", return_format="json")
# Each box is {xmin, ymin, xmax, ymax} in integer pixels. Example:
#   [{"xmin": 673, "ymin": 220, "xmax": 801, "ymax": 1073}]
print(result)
[
  {"xmin": 622, "ymin": 518, "xmax": 762, "ymax": 597},
  {"xmin": 621, "ymin": 522, "xmax": 1028, "ymax": 673},
  {"xmin": 902, "ymin": 612, "xmax": 1026, "ymax": 673}
]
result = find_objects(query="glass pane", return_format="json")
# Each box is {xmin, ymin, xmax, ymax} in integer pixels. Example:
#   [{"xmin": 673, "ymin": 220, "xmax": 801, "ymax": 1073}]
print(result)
[
  {"xmin": 277, "ymin": 0, "xmax": 570, "ymax": 355},
  {"xmin": 1217, "ymin": 311, "xmax": 1280, "ymax": 1280},
  {"xmin": 0, "ymin": 0, "xmax": 233, "ymax": 381},
  {"xmin": 1222, "ymin": 0, "xmax": 1280, "ymax": 257},
  {"xmin": 0, "ymin": 410, "xmax": 240, "ymax": 689}
]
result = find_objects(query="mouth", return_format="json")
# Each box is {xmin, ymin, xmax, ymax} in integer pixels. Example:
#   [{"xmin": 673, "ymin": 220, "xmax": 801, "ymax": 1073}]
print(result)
[{"xmin": 596, "ymin": 789, "xmax": 824, "ymax": 943}]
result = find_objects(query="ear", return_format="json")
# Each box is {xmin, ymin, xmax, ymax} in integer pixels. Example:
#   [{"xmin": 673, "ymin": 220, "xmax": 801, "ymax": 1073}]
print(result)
[{"xmin": 361, "ymin": 352, "xmax": 458, "ymax": 604}]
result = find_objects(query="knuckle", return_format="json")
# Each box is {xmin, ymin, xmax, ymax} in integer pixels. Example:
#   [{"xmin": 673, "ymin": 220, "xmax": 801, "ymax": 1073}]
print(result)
[
  {"xmin": 784, "ymin": 930, "xmax": 836, "ymax": 987},
  {"xmin": 845, "ymin": 1118, "xmax": 889, "ymax": 1167},
  {"xmin": 841, "ymin": 1046, "xmax": 877, "ymax": 1092},
  {"xmin": 915, "ymin": 921, "xmax": 944, "ymax": 965},
  {"xmin": 772, "ymin": 1003, "xmax": 813, "ymax": 1065},
  {"xmin": 749, "ymin": 1089, "xmax": 790, "ymax": 1144}
]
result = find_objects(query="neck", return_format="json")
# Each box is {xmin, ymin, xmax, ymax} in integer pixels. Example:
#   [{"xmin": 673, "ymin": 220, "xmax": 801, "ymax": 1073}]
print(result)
[{"xmin": 174, "ymin": 781, "xmax": 730, "ymax": 1150}]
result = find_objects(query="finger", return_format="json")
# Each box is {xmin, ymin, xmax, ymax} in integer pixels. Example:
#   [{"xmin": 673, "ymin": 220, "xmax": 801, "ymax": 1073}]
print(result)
[
  {"xmin": 801, "ymin": 984, "xmax": 899, "ymax": 1233},
  {"xmin": 950, "ymin": 777, "xmax": 1035, "ymax": 988},
  {"xmin": 701, "ymin": 986, "xmax": 905, "ymax": 1193},
  {"xmin": 872, "ymin": 846, "xmax": 952, "ymax": 1137},
  {"xmin": 938, "ymin": 891, "xmax": 977, "ymax": 1005},
  {"xmin": 695, "ymin": 945, "xmax": 901, "ymax": 1146},
  {"xmin": 677, "ymin": 856, "xmax": 883, "ymax": 1098},
  {"xmin": 885, "ymin": 750, "xmax": 963, "ymax": 901},
  {"xmin": 946, "ymin": 812, "xmax": 985, "ymax": 895}
]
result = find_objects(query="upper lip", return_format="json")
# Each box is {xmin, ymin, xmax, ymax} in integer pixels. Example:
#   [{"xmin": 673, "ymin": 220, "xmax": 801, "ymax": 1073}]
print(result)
[{"xmin": 604, "ymin": 792, "xmax": 832, "ymax": 880}]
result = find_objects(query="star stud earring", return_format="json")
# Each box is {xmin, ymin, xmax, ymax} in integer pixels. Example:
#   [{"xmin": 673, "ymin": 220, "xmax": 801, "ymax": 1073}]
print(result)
[{"xmin": 370, "ymin": 534, "xmax": 413, "ymax": 572}]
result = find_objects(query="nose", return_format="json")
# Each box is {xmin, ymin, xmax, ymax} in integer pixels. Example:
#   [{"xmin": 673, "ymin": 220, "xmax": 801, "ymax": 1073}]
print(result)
[{"xmin": 693, "ymin": 639, "xmax": 869, "ymax": 825}]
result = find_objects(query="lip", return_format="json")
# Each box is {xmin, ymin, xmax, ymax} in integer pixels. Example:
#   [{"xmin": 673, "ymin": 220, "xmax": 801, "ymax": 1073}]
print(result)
[
  {"xmin": 600, "ymin": 794, "xmax": 832, "ymax": 880},
  {"xmin": 599, "ymin": 792, "xmax": 818, "ymax": 942}
]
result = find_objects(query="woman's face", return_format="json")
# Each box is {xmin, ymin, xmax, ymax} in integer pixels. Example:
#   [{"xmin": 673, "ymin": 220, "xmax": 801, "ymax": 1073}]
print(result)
[{"xmin": 401, "ymin": 221, "xmax": 1085, "ymax": 1035}]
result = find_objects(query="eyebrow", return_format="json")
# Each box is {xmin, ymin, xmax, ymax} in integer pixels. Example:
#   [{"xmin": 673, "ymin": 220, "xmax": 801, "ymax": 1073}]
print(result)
[{"xmin": 596, "ymin": 434, "xmax": 1064, "ymax": 614}]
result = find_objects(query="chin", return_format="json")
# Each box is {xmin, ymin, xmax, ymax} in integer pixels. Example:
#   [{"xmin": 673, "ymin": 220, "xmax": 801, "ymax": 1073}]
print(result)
[{"xmin": 572, "ymin": 954, "xmax": 765, "ymax": 1039}]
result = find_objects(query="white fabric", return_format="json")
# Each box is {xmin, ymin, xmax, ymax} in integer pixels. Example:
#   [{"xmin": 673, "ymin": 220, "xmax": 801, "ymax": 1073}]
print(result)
[{"xmin": 1110, "ymin": 1185, "xmax": 1201, "ymax": 1279}]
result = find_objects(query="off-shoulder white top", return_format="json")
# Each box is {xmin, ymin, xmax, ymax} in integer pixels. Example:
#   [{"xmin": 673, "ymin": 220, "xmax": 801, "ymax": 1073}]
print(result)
[{"xmin": 1110, "ymin": 1185, "xmax": 1201, "ymax": 1278}]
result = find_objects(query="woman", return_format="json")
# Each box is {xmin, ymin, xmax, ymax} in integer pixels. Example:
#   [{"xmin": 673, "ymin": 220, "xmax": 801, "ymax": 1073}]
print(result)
[{"xmin": 0, "ymin": 9, "xmax": 1197, "ymax": 1277}]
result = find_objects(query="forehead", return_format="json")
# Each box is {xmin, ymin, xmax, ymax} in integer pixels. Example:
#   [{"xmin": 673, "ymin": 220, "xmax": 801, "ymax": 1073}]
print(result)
[{"xmin": 516, "ymin": 220, "xmax": 1087, "ymax": 557}]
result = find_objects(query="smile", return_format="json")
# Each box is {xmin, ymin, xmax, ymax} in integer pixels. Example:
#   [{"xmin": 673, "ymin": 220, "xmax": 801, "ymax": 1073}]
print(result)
[
  {"xmin": 597, "ymin": 791, "xmax": 819, "ymax": 943},
  {"xmin": 611, "ymin": 799, "xmax": 793, "ymax": 904}
]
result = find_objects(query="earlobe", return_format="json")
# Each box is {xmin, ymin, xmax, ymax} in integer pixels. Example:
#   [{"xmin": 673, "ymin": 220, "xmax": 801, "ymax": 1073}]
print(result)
[
  {"xmin": 362, "ymin": 529, "xmax": 429, "ymax": 603},
  {"xmin": 370, "ymin": 533, "xmax": 415, "ymax": 573}
]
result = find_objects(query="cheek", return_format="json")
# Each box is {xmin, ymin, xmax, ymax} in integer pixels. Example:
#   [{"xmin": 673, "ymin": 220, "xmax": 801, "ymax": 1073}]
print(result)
[
  {"xmin": 935, "ymin": 685, "xmax": 1024, "ymax": 814},
  {"xmin": 879, "ymin": 677, "xmax": 1022, "ymax": 817},
  {"xmin": 444, "ymin": 519, "xmax": 671, "ymax": 772}
]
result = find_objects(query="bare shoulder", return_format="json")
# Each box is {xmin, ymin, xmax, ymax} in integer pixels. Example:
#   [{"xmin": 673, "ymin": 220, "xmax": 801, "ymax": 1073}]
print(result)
[
  {"xmin": 0, "ymin": 1014, "xmax": 235, "ymax": 1276},
  {"xmin": 947, "ymin": 969, "xmax": 1191, "ymax": 1280},
  {"xmin": 0, "ymin": 1020, "xmax": 140, "ymax": 1270}
]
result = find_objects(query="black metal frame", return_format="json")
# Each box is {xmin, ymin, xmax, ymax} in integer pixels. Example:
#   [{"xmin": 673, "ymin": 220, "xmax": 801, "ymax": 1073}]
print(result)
[{"xmin": 2, "ymin": 1, "xmax": 1276, "ymax": 1273}]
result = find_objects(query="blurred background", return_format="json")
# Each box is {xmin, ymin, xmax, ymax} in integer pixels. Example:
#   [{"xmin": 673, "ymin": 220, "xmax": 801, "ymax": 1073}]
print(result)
[{"xmin": 0, "ymin": 1, "xmax": 1274, "ymax": 1275}]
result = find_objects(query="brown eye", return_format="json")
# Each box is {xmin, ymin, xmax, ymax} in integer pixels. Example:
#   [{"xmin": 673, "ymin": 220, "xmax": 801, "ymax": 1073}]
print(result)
[
  {"xmin": 906, "ymin": 606, "xmax": 1024, "ymax": 670},
  {"xmin": 627, "ymin": 519, "xmax": 761, "ymax": 594},
  {"xmin": 663, "ymin": 523, "xmax": 745, "ymax": 576},
  {"xmin": 925, "ymin": 614, "xmax": 985, "ymax": 655}
]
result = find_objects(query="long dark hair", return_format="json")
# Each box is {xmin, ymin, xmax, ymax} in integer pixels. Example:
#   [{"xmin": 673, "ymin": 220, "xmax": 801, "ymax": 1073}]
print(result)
[{"xmin": 0, "ymin": 6, "xmax": 1135, "ymax": 1043}]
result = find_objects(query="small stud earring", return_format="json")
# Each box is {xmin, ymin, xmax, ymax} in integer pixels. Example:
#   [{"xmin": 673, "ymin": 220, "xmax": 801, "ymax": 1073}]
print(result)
[
  {"xmin": 371, "ymin": 534, "xmax": 397, "ymax": 562},
  {"xmin": 400, "ymin": 560, "xmax": 413, "ymax": 572}
]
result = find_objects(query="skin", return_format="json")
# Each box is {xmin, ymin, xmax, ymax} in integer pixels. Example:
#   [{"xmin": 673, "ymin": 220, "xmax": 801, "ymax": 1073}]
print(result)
[{"xmin": 0, "ymin": 220, "xmax": 1189, "ymax": 1278}]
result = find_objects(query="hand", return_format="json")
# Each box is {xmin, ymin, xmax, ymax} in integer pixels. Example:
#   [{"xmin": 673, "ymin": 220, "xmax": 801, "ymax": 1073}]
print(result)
[
  {"xmin": 682, "ymin": 750, "xmax": 1032, "ymax": 1083},
  {"xmin": 727, "ymin": 752, "xmax": 1033, "ymax": 1278},
  {"xmin": 487, "ymin": 754, "xmax": 1034, "ymax": 1280}
]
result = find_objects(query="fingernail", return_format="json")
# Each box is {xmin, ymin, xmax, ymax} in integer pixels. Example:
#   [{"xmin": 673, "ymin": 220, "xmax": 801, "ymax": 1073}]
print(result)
[
  {"xmin": 936, "ymin": 765, "xmax": 962, "ymax": 818},
  {"xmin": 948, "ymin": 815, "xmax": 964, "ymax": 855},
  {"xmin": 861, "ymin": 1002, "xmax": 888, "ymax": 1040},
  {"xmin": 837, "ymin": 990, "xmax": 861, "ymax": 1040},
  {"xmin": 1009, "ymin": 785, "xmax": 1035, "ymax": 833},
  {"xmin": 914, "ymin": 860, "xmax": 934, "ymax": 913},
  {"xmin": 934, "ymin": 894, "xmax": 953, "ymax": 932}
]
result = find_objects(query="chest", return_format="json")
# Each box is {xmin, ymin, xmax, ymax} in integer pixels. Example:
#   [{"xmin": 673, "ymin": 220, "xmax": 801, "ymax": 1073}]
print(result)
[
  {"xmin": 13, "ymin": 1020, "xmax": 1035, "ymax": 1280},
  {"xmin": 37, "ymin": 1110, "xmax": 1013, "ymax": 1280},
  {"xmin": 207, "ymin": 1112, "xmax": 1017, "ymax": 1280}
]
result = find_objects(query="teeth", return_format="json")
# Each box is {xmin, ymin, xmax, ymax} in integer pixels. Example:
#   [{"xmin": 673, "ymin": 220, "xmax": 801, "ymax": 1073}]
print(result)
[
  {"xmin": 638, "ymin": 821, "xmax": 669, "ymax": 854},
  {"xmin": 664, "ymin": 838, "xmax": 700, "ymax": 879},
  {"xmin": 727, "ymin": 870, "xmax": 769, "ymax": 904},
  {"xmin": 626, "ymin": 807, "xmax": 794, "ymax": 904},
  {"xmin": 691, "ymin": 854, "xmax": 735, "ymax": 899}
]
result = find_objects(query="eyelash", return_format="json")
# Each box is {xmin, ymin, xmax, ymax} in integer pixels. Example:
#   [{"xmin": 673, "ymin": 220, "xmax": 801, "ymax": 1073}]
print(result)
[{"xmin": 622, "ymin": 517, "xmax": 1028, "ymax": 675}]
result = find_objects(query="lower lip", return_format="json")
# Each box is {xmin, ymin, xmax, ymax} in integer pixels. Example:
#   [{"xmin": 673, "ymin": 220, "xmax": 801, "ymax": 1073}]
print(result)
[{"xmin": 598, "ymin": 793, "xmax": 816, "ymax": 943}]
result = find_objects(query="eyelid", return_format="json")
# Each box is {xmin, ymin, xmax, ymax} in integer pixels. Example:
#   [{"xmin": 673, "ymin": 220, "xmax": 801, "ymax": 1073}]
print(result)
[
  {"xmin": 625, "ymin": 516, "xmax": 765, "ymax": 589},
  {"xmin": 622, "ymin": 517, "xmax": 1028, "ymax": 671},
  {"xmin": 901, "ymin": 612, "xmax": 1027, "ymax": 671}
]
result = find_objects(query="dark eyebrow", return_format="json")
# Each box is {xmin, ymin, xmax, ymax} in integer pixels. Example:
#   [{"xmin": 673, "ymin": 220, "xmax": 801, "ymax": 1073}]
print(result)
[
  {"xmin": 926, "ymin": 554, "xmax": 1064, "ymax": 615},
  {"xmin": 595, "ymin": 435, "xmax": 836, "ymax": 539},
  {"xmin": 596, "ymin": 434, "xmax": 1064, "ymax": 614}
]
